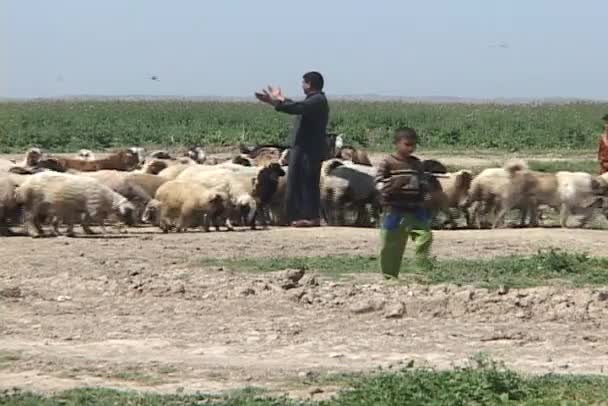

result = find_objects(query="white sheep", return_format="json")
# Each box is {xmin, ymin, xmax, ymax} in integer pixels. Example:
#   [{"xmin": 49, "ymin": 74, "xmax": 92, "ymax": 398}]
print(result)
[
  {"xmin": 465, "ymin": 159, "xmax": 531, "ymax": 228},
  {"xmin": 554, "ymin": 171, "xmax": 607, "ymax": 227},
  {"xmin": 142, "ymin": 180, "xmax": 227, "ymax": 232},
  {"xmin": 15, "ymin": 172, "xmax": 135, "ymax": 237},
  {"xmin": 0, "ymin": 176, "xmax": 20, "ymax": 236}
]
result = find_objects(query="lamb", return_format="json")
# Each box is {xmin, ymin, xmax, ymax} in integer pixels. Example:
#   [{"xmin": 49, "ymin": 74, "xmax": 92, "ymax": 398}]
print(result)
[
  {"xmin": 141, "ymin": 180, "xmax": 227, "ymax": 232},
  {"xmin": 554, "ymin": 171, "xmax": 607, "ymax": 228},
  {"xmin": 435, "ymin": 170, "xmax": 474, "ymax": 228},
  {"xmin": 77, "ymin": 149, "xmax": 96, "ymax": 160},
  {"xmin": 15, "ymin": 172, "xmax": 135, "ymax": 237},
  {"xmin": 51, "ymin": 149, "xmax": 140, "ymax": 172},
  {"xmin": 465, "ymin": 159, "xmax": 531, "ymax": 228},
  {"xmin": 0, "ymin": 176, "xmax": 20, "ymax": 236}
]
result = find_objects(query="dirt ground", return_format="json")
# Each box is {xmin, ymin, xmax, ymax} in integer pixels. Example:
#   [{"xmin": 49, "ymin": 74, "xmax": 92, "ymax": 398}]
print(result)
[{"xmin": 2, "ymin": 225, "xmax": 608, "ymax": 398}]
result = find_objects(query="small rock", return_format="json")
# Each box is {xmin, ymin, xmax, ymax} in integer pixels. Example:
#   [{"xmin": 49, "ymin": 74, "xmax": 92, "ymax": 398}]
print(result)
[
  {"xmin": 240, "ymin": 287, "xmax": 256, "ymax": 296},
  {"xmin": 384, "ymin": 302, "xmax": 406, "ymax": 319},
  {"xmin": 56, "ymin": 295, "xmax": 72, "ymax": 302},
  {"xmin": 276, "ymin": 268, "xmax": 306, "ymax": 289},
  {"xmin": 350, "ymin": 299, "xmax": 385, "ymax": 314},
  {"xmin": 0, "ymin": 287, "xmax": 22, "ymax": 298},
  {"xmin": 300, "ymin": 274, "xmax": 319, "ymax": 287},
  {"xmin": 309, "ymin": 388, "xmax": 324, "ymax": 396},
  {"xmin": 172, "ymin": 284, "xmax": 186, "ymax": 294},
  {"xmin": 79, "ymin": 253, "xmax": 85, "ymax": 257},
  {"xmin": 597, "ymin": 291, "xmax": 608, "ymax": 301},
  {"xmin": 497, "ymin": 286, "xmax": 509, "ymax": 295},
  {"xmin": 298, "ymin": 371, "xmax": 315, "ymax": 379}
]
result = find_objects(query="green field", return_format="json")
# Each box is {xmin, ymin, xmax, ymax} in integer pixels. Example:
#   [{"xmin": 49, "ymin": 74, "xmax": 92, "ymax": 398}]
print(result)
[{"xmin": 0, "ymin": 100, "xmax": 607, "ymax": 152}]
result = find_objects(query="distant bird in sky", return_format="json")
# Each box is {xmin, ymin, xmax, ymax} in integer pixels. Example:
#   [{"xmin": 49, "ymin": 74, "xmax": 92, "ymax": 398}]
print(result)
[
  {"xmin": 150, "ymin": 75, "xmax": 159, "ymax": 81},
  {"xmin": 489, "ymin": 41, "xmax": 510, "ymax": 49}
]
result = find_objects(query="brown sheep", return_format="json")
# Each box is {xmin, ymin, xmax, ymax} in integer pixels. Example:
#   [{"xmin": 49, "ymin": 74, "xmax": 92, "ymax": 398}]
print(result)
[
  {"xmin": 51, "ymin": 149, "xmax": 140, "ymax": 172},
  {"xmin": 435, "ymin": 170, "xmax": 474, "ymax": 228}
]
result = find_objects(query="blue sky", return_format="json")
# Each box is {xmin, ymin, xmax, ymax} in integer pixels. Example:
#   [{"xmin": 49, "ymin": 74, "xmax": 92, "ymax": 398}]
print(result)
[{"xmin": 2, "ymin": 0, "xmax": 607, "ymax": 99}]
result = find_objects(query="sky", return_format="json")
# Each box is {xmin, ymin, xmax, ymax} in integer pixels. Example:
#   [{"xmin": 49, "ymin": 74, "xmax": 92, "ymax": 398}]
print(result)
[{"xmin": 2, "ymin": 0, "xmax": 607, "ymax": 99}]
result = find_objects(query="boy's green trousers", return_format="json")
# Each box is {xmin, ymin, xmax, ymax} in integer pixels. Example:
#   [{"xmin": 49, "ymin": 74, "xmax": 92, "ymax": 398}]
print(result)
[{"xmin": 379, "ymin": 210, "xmax": 433, "ymax": 278}]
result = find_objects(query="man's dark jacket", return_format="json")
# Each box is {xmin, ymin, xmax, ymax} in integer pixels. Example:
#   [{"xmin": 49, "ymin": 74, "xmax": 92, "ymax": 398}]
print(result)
[{"xmin": 275, "ymin": 92, "xmax": 329, "ymax": 159}]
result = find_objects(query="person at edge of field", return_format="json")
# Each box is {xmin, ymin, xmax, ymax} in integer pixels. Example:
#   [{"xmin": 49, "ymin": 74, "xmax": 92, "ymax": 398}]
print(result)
[
  {"xmin": 255, "ymin": 71, "xmax": 329, "ymax": 228},
  {"xmin": 598, "ymin": 113, "xmax": 608, "ymax": 175},
  {"xmin": 374, "ymin": 128, "xmax": 433, "ymax": 279}
]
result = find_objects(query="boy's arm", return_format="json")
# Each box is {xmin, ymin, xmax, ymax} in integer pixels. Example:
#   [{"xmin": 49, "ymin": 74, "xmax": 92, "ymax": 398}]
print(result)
[
  {"xmin": 274, "ymin": 93, "xmax": 323, "ymax": 115},
  {"xmin": 375, "ymin": 158, "xmax": 391, "ymax": 187}
]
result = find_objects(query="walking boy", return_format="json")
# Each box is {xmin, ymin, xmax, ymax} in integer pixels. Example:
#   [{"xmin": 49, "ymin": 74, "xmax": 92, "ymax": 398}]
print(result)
[
  {"xmin": 375, "ymin": 128, "xmax": 433, "ymax": 278},
  {"xmin": 598, "ymin": 114, "xmax": 608, "ymax": 174}
]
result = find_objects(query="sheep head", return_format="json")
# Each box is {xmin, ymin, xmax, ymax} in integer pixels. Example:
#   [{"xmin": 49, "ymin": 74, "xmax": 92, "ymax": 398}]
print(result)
[
  {"xmin": 141, "ymin": 199, "xmax": 161, "ymax": 225},
  {"xmin": 252, "ymin": 163, "xmax": 286, "ymax": 204}
]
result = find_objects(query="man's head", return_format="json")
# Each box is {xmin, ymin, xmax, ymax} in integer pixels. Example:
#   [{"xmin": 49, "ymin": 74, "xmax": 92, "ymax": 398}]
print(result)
[
  {"xmin": 302, "ymin": 71, "xmax": 324, "ymax": 95},
  {"xmin": 603, "ymin": 113, "xmax": 608, "ymax": 132},
  {"xmin": 393, "ymin": 127, "xmax": 418, "ymax": 157}
]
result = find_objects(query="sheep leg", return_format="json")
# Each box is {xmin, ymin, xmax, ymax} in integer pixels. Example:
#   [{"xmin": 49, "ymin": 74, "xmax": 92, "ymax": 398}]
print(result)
[
  {"xmin": 559, "ymin": 204, "xmax": 570, "ymax": 228},
  {"xmin": 51, "ymin": 217, "xmax": 62, "ymax": 236},
  {"xmin": 27, "ymin": 211, "xmax": 45, "ymax": 238},
  {"xmin": 492, "ymin": 202, "xmax": 510, "ymax": 229},
  {"xmin": 578, "ymin": 207, "xmax": 594, "ymax": 228},
  {"xmin": 81, "ymin": 214, "xmax": 97, "ymax": 235}
]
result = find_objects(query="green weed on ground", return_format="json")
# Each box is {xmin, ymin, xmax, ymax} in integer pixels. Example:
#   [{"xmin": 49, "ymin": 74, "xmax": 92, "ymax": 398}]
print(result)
[
  {"xmin": 199, "ymin": 249, "xmax": 608, "ymax": 289},
  {"xmin": 3, "ymin": 357, "xmax": 608, "ymax": 405},
  {"xmin": 1, "ymin": 100, "xmax": 607, "ymax": 152}
]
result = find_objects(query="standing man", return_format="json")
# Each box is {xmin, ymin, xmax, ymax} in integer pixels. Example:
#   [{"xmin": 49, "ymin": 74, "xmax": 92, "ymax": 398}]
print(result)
[{"xmin": 255, "ymin": 72, "xmax": 329, "ymax": 227}]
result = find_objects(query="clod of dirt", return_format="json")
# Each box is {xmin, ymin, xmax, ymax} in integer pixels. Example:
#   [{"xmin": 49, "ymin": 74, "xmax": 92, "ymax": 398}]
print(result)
[
  {"xmin": 384, "ymin": 302, "xmax": 406, "ymax": 319},
  {"xmin": 349, "ymin": 299, "xmax": 386, "ymax": 314},
  {"xmin": 275, "ymin": 268, "xmax": 306, "ymax": 290},
  {"xmin": 240, "ymin": 287, "xmax": 256, "ymax": 296},
  {"xmin": 300, "ymin": 274, "xmax": 319, "ymax": 287},
  {"xmin": 498, "ymin": 285, "xmax": 510, "ymax": 295},
  {"xmin": 0, "ymin": 287, "xmax": 22, "ymax": 298},
  {"xmin": 172, "ymin": 284, "xmax": 186, "ymax": 295},
  {"xmin": 597, "ymin": 291, "xmax": 608, "ymax": 301}
]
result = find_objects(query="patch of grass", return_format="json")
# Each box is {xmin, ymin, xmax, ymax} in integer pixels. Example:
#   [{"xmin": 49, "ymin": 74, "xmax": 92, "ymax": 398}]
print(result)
[
  {"xmin": 4, "ymin": 357, "xmax": 608, "ymax": 405},
  {"xmin": 200, "ymin": 249, "xmax": 608, "ymax": 289},
  {"xmin": 0, "ymin": 351, "xmax": 21, "ymax": 369},
  {"xmin": 527, "ymin": 159, "xmax": 599, "ymax": 173},
  {"xmin": 108, "ymin": 371, "xmax": 165, "ymax": 387}
]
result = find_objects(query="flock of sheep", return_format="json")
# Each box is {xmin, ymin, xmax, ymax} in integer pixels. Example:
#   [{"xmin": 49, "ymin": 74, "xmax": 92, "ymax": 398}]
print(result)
[{"xmin": 1, "ymin": 136, "xmax": 607, "ymax": 238}]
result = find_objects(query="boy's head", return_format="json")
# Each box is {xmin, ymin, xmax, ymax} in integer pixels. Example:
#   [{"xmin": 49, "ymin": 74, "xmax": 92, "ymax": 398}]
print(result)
[
  {"xmin": 393, "ymin": 127, "xmax": 418, "ymax": 157},
  {"xmin": 603, "ymin": 114, "xmax": 608, "ymax": 132}
]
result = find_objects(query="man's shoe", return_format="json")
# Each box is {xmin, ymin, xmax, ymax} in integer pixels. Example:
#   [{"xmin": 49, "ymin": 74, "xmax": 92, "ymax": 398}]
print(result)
[{"xmin": 291, "ymin": 219, "xmax": 321, "ymax": 228}]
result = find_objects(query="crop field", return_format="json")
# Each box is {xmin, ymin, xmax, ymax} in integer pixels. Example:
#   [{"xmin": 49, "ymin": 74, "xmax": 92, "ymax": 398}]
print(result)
[
  {"xmin": 1, "ymin": 100, "xmax": 607, "ymax": 152},
  {"xmin": 2, "ymin": 101, "xmax": 608, "ymax": 404}
]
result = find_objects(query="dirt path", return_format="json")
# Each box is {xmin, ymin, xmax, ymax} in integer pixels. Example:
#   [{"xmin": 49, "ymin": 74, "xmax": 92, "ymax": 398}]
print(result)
[{"xmin": 1, "ymin": 226, "xmax": 608, "ymax": 396}]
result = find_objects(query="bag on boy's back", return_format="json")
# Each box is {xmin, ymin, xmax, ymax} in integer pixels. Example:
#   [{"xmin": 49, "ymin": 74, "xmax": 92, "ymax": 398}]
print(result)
[{"xmin": 382, "ymin": 169, "xmax": 424, "ymax": 208}]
